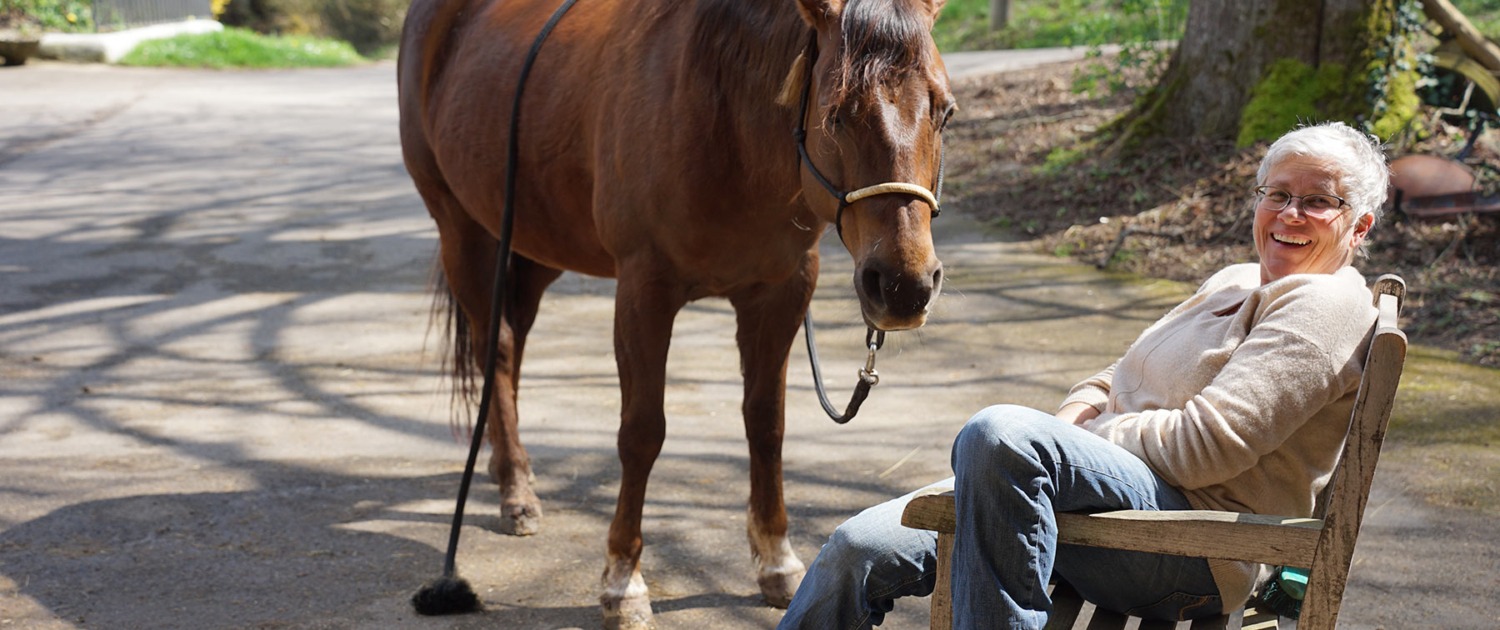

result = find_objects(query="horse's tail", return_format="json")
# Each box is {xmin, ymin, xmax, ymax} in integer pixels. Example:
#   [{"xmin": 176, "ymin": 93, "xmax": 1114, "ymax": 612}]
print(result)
[{"xmin": 429, "ymin": 262, "xmax": 480, "ymax": 434}]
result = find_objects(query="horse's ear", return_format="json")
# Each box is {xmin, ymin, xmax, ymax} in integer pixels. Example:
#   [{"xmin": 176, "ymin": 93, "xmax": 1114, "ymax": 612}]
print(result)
[{"xmin": 794, "ymin": 0, "xmax": 844, "ymax": 28}]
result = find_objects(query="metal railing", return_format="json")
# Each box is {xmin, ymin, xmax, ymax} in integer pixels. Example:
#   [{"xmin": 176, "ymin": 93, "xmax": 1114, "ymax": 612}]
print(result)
[{"xmin": 93, "ymin": 0, "xmax": 214, "ymax": 32}]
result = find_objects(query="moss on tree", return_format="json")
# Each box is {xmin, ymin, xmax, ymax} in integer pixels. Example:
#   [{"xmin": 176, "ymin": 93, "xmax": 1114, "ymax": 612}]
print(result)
[
  {"xmin": 1098, "ymin": 0, "xmax": 1426, "ymax": 152},
  {"xmin": 1237, "ymin": 60, "xmax": 1345, "ymax": 147},
  {"xmin": 1235, "ymin": 1, "xmax": 1425, "ymax": 144}
]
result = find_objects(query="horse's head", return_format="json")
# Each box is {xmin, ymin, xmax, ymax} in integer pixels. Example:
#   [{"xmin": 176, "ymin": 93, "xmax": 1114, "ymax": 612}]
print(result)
[{"xmin": 790, "ymin": 0, "xmax": 952, "ymax": 332}]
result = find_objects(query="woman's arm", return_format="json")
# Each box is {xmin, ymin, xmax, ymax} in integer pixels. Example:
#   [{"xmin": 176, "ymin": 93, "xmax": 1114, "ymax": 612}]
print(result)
[
  {"xmin": 1057, "ymin": 361, "xmax": 1116, "ymax": 419},
  {"xmin": 1054, "ymin": 401, "xmax": 1100, "ymax": 426}
]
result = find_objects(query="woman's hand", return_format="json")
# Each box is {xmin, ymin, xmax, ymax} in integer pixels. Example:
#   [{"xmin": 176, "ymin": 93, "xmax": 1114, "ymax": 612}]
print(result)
[{"xmin": 1055, "ymin": 401, "xmax": 1100, "ymax": 427}]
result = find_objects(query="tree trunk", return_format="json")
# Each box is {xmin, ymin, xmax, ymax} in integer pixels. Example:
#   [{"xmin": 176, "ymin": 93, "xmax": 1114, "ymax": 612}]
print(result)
[{"xmin": 1106, "ymin": 0, "xmax": 1414, "ymax": 151}]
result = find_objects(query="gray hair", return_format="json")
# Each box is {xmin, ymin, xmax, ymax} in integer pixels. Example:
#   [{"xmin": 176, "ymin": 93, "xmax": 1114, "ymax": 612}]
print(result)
[{"xmin": 1256, "ymin": 122, "xmax": 1390, "ymax": 227}]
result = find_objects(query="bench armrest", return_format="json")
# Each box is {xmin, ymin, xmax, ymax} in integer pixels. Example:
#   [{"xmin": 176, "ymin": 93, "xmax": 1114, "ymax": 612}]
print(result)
[{"xmin": 902, "ymin": 492, "xmax": 1322, "ymax": 568}]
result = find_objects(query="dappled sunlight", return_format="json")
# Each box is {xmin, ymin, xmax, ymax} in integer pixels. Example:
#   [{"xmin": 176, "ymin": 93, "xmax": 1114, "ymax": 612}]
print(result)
[{"xmin": 7, "ymin": 58, "xmax": 1491, "ymax": 629}]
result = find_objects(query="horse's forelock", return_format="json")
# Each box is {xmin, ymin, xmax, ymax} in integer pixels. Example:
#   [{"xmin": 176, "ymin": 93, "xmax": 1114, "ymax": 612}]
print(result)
[{"xmin": 834, "ymin": 0, "xmax": 933, "ymax": 106}]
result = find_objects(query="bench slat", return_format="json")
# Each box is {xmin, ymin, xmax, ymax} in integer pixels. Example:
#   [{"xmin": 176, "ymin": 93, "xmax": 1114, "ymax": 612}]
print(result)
[{"xmin": 1056, "ymin": 510, "xmax": 1321, "ymax": 568}]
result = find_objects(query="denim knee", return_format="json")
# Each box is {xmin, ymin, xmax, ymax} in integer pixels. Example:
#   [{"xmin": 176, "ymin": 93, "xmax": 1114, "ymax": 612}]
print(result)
[
  {"xmin": 821, "ymin": 515, "xmax": 889, "ymax": 570},
  {"xmin": 952, "ymin": 404, "xmax": 1052, "ymax": 475}
]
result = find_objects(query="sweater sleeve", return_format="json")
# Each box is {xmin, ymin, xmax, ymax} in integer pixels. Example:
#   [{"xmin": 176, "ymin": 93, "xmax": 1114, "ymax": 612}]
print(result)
[
  {"xmin": 1080, "ymin": 274, "xmax": 1374, "ymax": 490},
  {"xmin": 1059, "ymin": 361, "xmax": 1116, "ymax": 413}
]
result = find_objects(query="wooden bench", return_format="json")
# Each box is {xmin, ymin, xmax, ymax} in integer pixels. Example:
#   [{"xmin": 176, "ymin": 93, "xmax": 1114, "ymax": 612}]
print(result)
[{"xmin": 901, "ymin": 274, "xmax": 1408, "ymax": 630}]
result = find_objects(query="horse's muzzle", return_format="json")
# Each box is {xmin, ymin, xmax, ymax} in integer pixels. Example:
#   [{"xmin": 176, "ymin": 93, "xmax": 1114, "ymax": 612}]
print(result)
[{"xmin": 856, "ymin": 258, "xmax": 943, "ymax": 331}]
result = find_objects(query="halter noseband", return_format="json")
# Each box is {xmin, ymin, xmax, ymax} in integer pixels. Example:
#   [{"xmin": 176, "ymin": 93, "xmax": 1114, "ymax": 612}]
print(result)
[{"xmin": 792, "ymin": 35, "xmax": 946, "ymax": 243}]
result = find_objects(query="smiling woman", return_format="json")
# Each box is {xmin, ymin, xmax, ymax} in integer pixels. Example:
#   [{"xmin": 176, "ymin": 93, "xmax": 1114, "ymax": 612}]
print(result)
[
  {"xmin": 777, "ymin": 121, "xmax": 1395, "ymax": 629},
  {"xmin": 1250, "ymin": 124, "xmax": 1388, "ymax": 284}
]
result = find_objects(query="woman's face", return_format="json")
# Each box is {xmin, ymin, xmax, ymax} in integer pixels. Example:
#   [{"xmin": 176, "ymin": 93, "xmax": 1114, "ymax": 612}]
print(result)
[{"xmin": 1254, "ymin": 156, "xmax": 1374, "ymax": 284}]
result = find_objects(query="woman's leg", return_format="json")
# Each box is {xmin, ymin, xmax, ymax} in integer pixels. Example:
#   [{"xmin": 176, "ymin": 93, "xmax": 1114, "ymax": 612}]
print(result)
[
  {"xmin": 950, "ymin": 405, "xmax": 1221, "ymax": 629},
  {"xmin": 777, "ymin": 478, "xmax": 954, "ymax": 630}
]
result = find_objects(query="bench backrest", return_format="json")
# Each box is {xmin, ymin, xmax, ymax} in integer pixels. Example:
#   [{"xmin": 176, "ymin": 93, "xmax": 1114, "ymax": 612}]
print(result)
[{"xmin": 1298, "ymin": 274, "xmax": 1407, "ymax": 628}]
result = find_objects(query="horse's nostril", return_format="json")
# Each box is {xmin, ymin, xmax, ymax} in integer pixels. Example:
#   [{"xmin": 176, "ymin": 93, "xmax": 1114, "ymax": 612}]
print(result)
[
  {"xmin": 931, "ymin": 266, "xmax": 943, "ymax": 289},
  {"xmin": 861, "ymin": 267, "xmax": 884, "ymax": 307}
]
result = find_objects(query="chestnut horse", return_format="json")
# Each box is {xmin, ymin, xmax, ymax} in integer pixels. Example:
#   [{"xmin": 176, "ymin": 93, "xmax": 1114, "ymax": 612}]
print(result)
[{"xmin": 398, "ymin": 0, "xmax": 952, "ymax": 625}]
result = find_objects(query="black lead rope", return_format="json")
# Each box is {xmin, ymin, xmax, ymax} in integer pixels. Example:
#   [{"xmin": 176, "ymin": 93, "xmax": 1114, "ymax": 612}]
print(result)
[
  {"xmin": 412, "ymin": 0, "xmax": 580, "ymax": 616},
  {"xmin": 804, "ymin": 311, "xmax": 885, "ymax": 424}
]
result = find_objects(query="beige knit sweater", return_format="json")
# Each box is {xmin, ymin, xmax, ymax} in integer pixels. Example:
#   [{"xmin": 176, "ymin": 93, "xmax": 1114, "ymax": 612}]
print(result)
[{"xmin": 1061, "ymin": 263, "xmax": 1378, "ymax": 609}]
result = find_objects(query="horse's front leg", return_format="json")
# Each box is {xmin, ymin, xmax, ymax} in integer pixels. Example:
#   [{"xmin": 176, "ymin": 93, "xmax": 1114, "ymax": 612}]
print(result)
[
  {"xmin": 729, "ymin": 253, "xmax": 818, "ymax": 608},
  {"xmin": 601, "ymin": 260, "xmax": 686, "ymax": 630}
]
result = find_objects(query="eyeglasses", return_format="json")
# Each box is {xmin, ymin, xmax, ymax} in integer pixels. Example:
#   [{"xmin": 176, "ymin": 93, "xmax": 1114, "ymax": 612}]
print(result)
[{"xmin": 1254, "ymin": 186, "xmax": 1347, "ymax": 219}]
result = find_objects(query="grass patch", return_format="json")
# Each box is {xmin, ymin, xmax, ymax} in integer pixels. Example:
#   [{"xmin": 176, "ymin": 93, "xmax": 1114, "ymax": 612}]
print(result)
[
  {"xmin": 120, "ymin": 27, "xmax": 365, "ymax": 69},
  {"xmin": 933, "ymin": 0, "xmax": 1187, "ymax": 52}
]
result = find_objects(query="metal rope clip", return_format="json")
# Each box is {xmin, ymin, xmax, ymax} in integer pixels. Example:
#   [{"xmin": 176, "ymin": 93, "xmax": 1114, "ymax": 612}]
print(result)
[{"xmin": 859, "ymin": 329, "xmax": 886, "ymax": 386}]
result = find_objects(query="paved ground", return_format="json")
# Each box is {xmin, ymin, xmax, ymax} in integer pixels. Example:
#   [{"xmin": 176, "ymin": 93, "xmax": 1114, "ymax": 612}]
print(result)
[{"xmin": 1, "ymin": 58, "xmax": 1495, "ymax": 630}]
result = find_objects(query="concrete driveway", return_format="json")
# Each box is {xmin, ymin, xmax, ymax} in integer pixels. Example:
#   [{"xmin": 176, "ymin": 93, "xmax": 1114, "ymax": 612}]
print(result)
[{"xmin": 1, "ymin": 60, "xmax": 1493, "ymax": 629}]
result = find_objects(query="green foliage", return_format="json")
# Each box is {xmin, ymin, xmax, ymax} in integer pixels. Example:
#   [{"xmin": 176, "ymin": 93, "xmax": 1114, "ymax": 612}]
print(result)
[
  {"xmin": 933, "ymin": 0, "xmax": 1187, "ymax": 52},
  {"xmin": 1368, "ymin": 53, "xmax": 1426, "ymax": 139},
  {"xmin": 118, "ymin": 26, "xmax": 364, "ymax": 68},
  {"xmin": 1452, "ymin": 0, "xmax": 1500, "ymax": 39},
  {"xmin": 1363, "ymin": 0, "xmax": 1430, "ymax": 139},
  {"xmin": 1069, "ymin": 39, "xmax": 1171, "ymax": 98},
  {"xmin": 0, "ymin": 0, "xmax": 93, "ymax": 33},
  {"xmin": 932, "ymin": 1, "xmax": 1185, "ymax": 102}
]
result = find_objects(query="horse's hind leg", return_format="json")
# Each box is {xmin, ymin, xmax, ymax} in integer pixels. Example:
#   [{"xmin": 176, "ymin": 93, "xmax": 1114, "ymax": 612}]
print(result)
[
  {"xmin": 729, "ymin": 253, "xmax": 817, "ymax": 608},
  {"xmin": 435, "ymin": 210, "xmax": 561, "ymax": 536},
  {"xmin": 486, "ymin": 253, "xmax": 563, "ymax": 525},
  {"xmin": 601, "ymin": 259, "xmax": 687, "ymax": 630}
]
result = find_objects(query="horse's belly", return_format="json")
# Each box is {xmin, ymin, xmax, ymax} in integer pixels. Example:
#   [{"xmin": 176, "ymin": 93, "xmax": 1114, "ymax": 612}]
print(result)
[{"xmin": 510, "ymin": 203, "xmax": 617, "ymax": 279}]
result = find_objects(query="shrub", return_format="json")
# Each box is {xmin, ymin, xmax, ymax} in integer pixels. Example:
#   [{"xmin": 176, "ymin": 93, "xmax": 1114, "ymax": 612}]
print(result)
[{"xmin": 219, "ymin": 0, "xmax": 406, "ymax": 56}]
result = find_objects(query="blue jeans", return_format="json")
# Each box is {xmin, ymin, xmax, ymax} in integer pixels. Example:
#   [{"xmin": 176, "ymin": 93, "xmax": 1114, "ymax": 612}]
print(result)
[{"xmin": 779, "ymin": 405, "xmax": 1223, "ymax": 630}]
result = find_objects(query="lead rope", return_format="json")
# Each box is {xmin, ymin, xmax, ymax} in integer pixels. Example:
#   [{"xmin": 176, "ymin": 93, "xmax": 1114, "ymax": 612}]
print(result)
[
  {"xmin": 411, "ymin": 0, "xmax": 580, "ymax": 615},
  {"xmin": 805, "ymin": 313, "xmax": 885, "ymax": 423},
  {"xmin": 792, "ymin": 34, "xmax": 945, "ymax": 424}
]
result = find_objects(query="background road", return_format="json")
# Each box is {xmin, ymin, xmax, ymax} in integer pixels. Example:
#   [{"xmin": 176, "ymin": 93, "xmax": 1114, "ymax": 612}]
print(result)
[{"xmin": 1, "ymin": 59, "xmax": 1494, "ymax": 629}]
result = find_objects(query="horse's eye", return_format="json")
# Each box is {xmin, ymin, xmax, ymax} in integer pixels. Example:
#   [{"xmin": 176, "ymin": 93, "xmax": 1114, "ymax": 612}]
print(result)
[
  {"xmin": 938, "ymin": 102, "xmax": 958, "ymax": 131},
  {"xmin": 829, "ymin": 101, "xmax": 859, "ymax": 130}
]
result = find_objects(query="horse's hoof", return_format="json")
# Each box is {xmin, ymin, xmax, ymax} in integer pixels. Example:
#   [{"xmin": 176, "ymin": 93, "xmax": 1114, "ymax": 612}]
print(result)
[
  {"xmin": 601, "ymin": 594, "xmax": 655, "ymax": 630},
  {"xmin": 498, "ymin": 502, "xmax": 542, "ymax": 536},
  {"xmin": 758, "ymin": 565, "xmax": 805, "ymax": 609}
]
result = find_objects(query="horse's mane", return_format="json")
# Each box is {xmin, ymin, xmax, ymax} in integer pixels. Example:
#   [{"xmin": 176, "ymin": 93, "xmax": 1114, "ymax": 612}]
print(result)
[
  {"xmin": 692, "ymin": 0, "xmax": 933, "ymax": 113},
  {"xmin": 690, "ymin": 1, "xmax": 807, "ymax": 98},
  {"xmin": 833, "ymin": 0, "xmax": 934, "ymax": 107}
]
